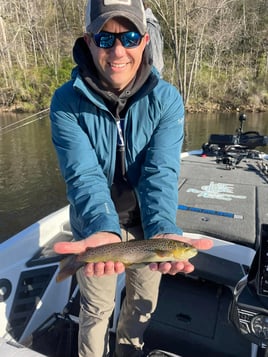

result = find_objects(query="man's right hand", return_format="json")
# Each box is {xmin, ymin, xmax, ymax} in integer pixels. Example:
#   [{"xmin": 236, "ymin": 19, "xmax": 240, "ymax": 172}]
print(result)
[{"xmin": 54, "ymin": 232, "xmax": 125, "ymax": 277}]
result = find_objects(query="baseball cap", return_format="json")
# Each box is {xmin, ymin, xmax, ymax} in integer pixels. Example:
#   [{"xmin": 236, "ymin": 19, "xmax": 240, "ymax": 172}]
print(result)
[{"xmin": 85, "ymin": 0, "xmax": 147, "ymax": 35}]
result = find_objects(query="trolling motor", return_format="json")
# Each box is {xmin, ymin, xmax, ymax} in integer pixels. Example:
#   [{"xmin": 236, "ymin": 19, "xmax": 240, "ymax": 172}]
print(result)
[{"xmin": 202, "ymin": 114, "xmax": 268, "ymax": 168}]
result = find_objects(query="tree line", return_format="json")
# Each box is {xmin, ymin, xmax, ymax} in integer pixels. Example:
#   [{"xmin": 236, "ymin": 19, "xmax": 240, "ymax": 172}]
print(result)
[{"xmin": 0, "ymin": 0, "xmax": 267, "ymax": 112}]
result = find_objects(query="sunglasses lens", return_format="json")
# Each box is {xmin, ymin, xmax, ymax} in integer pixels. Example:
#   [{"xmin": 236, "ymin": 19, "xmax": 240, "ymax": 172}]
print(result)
[
  {"xmin": 94, "ymin": 33, "xmax": 115, "ymax": 48},
  {"xmin": 121, "ymin": 32, "xmax": 142, "ymax": 48},
  {"xmin": 93, "ymin": 32, "xmax": 142, "ymax": 49}
]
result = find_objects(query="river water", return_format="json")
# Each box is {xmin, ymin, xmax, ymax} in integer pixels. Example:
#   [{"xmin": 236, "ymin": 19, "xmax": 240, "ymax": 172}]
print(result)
[{"xmin": 0, "ymin": 111, "xmax": 267, "ymax": 242}]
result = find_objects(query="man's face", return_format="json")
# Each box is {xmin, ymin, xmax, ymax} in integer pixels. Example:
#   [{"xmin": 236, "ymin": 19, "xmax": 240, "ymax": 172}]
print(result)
[{"xmin": 85, "ymin": 17, "xmax": 149, "ymax": 92}]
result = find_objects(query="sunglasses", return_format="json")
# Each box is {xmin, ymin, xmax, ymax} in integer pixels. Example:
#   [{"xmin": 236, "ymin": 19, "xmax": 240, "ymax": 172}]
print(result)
[{"xmin": 92, "ymin": 31, "xmax": 143, "ymax": 49}]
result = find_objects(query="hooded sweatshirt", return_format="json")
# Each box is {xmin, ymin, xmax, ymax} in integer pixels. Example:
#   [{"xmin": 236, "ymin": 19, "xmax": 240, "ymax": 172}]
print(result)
[
  {"xmin": 73, "ymin": 37, "xmax": 156, "ymax": 227},
  {"xmin": 50, "ymin": 37, "xmax": 184, "ymax": 240}
]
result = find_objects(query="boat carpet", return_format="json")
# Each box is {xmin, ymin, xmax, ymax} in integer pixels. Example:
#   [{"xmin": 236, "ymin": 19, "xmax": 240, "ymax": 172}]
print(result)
[
  {"xmin": 178, "ymin": 154, "xmax": 268, "ymax": 248},
  {"xmin": 144, "ymin": 274, "xmax": 252, "ymax": 357}
]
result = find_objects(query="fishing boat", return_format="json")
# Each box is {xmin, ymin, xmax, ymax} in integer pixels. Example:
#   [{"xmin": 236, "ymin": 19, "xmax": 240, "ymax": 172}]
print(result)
[{"xmin": 1, "ymin": 114, "xmax": 268, "ymax": 357}]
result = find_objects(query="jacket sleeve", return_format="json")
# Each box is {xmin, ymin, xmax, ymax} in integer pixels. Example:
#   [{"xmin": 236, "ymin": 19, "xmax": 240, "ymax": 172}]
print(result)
[
  {"xmin": 137, "ymin": 83, "xmax": 184, "ymax": 238},
  {"xmin": 50, "ymin": 82, "xmax": 121, "ymax": 240}
]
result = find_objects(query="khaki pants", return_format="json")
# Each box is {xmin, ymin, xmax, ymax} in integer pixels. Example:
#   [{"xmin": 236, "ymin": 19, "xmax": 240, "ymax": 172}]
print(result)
[{"xmin": 76, "ymin": 226, "xmax": 162, "ymax": 357}]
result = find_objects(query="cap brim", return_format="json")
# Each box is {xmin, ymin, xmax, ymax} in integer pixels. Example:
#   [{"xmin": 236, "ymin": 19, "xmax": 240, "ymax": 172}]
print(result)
[{"xmin": 86, "ymin": 11, "xmax": 146, "ymax": 35}]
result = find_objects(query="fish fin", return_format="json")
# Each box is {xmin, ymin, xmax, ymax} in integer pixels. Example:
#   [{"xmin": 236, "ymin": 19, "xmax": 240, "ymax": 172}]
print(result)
[
  {"xmin": 56, "ymin": 255, "xmax": 83, "ymax": 283},
  {"xmin": 127, "ymin": 263, "xmax": 148, "ymax": 269},
  {"xmin": 154, "ymin": 250, "xmax": 173, "ymax": 258}
]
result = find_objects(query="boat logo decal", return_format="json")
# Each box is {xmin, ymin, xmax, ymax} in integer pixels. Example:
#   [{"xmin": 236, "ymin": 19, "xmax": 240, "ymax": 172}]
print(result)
[{"xmin": 186, "ymin": 181, "xmax": 247, "ymax": 201}]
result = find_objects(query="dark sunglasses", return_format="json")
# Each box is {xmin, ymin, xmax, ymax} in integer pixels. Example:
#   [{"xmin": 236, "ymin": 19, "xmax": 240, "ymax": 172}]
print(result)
[{"xmin": 92, "ymin": 31, "xmax": 143, "ymax": 49}]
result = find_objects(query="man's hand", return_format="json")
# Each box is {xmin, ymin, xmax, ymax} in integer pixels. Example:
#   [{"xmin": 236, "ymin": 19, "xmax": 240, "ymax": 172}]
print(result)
[
  {"xmin": 54, "ymin": 232, "xmax": 125, "ymax": 277},
  {"xmin": 149, "ymin": 234, "xmax": 213, "ymax": 275}
]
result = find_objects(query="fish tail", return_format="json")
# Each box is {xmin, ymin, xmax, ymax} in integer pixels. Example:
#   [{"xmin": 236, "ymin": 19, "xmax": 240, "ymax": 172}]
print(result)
[{"xmin": 56, "ymin": 255, "xmax": 83, "ymax": 283}]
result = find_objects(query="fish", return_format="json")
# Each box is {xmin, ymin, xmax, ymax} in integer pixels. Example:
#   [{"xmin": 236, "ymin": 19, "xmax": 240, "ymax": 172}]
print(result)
[{"xmin": 56, "ymin": 238, "xmax": 198, "ymax": 282}]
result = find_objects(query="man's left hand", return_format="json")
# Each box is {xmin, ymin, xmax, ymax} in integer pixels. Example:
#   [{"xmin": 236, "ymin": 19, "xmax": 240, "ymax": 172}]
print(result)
[{"xmin": 149, "ymin": 234, "xmax": 213, "ymax": 275}]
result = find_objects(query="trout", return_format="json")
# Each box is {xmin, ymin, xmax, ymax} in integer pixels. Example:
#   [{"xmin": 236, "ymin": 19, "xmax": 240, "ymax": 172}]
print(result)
[{"xmin": 56, "ymin": 238, "xmax": 197, "ymax": 282}]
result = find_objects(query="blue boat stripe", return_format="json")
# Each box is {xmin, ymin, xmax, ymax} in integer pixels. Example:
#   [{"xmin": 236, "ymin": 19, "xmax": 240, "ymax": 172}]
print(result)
[{"xmin": 178, "ymin": 204, "xmax": 236, "ymax": 218}]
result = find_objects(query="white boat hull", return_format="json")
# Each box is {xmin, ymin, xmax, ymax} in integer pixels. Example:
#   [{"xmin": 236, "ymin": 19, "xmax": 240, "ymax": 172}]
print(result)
[{"xmin": 1, "ymin": 144, "xmax": 268, "ymax": 356}]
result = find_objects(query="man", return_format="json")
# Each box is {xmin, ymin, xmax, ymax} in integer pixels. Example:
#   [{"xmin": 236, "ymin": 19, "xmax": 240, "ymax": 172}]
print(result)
[
  {"xmin": 143, "ymin": 1, "xmax": 164, "ymax": 76},
  {"xmin": 50, "ymin": 1, "xmax": 212, "ymax": 356}
]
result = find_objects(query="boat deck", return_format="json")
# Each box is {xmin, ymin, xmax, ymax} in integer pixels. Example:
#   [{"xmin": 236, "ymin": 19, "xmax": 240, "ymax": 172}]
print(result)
[
  {"xmin": 2, "ymin": 150, "xmax": 268, "ymax": 357},
  {"xmin": 178, "ymin": 152, "xmax": 268, "ymax": 248}
]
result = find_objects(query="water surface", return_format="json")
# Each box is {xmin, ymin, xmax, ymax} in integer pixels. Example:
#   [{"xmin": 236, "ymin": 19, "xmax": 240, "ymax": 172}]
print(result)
[{"xmin": 1, "ymin": 111, "xmax": 267, "ymax": 242}]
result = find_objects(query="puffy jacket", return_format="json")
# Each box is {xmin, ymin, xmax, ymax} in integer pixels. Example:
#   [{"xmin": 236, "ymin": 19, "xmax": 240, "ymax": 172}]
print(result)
[{"xmin": 50, "ymin": 69, "xmax": 184, "ymax": 240}]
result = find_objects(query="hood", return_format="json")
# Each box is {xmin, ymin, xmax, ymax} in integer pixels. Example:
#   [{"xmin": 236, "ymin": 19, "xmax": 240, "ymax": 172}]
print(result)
[{"xmin": 72, "ymin": 37, "xmax": 157, "ymax": 117}]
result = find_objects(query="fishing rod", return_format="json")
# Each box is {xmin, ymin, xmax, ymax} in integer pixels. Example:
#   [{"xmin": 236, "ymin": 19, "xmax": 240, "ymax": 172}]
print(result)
[{"xmin": 0, "ymin": 108, "xmax": 49, "ymax": 134}]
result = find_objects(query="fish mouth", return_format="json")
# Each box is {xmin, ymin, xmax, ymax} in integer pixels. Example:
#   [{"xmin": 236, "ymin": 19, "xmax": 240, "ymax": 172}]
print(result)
[{"xmin": 173, "ymin": 247, "xmax": 198, "ymax": 260}]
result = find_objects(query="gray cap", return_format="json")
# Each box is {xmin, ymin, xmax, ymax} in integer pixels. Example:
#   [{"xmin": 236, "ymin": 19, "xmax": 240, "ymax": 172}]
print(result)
[{"xmin": 85, "ymin": 0, "xmax": 147, "ymax": 35}]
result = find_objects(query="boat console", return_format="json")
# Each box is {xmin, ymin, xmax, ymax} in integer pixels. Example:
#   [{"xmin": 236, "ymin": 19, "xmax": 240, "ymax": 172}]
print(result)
[
  {"xmin": 230, "ymin": 224, "xmax": 268, "ymax": 349},
  {"xmin": 203, "ymin": 113, "xmax": 268, "ymax": 169}
]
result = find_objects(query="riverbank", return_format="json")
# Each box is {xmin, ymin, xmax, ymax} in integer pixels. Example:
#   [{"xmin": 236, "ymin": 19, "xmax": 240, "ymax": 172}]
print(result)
[
  {"xmin": 185, "ymin": 102, "xmax": 268, "ymax": 113},
  {"xmin": 1, "ymin": 101, "xmax": 267, "ymax": 115}
]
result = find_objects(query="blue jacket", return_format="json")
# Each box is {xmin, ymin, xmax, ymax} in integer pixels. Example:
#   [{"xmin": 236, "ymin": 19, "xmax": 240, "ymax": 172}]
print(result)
[{"xmin": 50, "ymin": 70, "xmax": 184, "ymax": 240}]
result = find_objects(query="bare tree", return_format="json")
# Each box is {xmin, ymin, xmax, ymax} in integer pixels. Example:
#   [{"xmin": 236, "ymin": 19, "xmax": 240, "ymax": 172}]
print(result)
[{"xmin": 0, "ymin": 0, "xmax": 267, "ymax": 111}]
